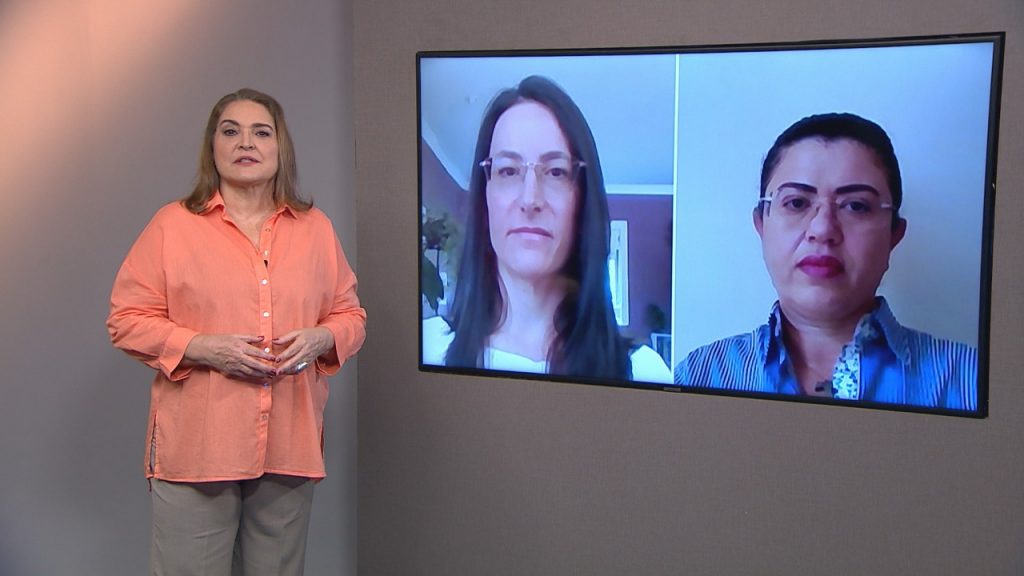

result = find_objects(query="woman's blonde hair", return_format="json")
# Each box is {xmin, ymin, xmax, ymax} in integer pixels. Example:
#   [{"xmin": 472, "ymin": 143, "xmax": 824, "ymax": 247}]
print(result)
[{"xmin": 183, "ymin": 88, "xmax": 311, "ymax": 213}]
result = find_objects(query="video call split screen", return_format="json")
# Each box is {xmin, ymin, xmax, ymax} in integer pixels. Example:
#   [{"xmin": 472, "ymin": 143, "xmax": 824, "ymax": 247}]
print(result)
[{"xmin": 418, "ymin": 33, "xmax": 1003, "ymax": 417}]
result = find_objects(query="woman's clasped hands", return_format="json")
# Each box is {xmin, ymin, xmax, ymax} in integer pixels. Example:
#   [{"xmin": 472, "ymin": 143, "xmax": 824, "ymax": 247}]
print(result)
[{"xmin": 184, "ymin": 327, "xmax": 334, "ymax": 381}]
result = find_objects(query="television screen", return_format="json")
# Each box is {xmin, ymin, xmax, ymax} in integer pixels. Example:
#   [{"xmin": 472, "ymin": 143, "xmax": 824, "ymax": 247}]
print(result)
[{"xmin": 417, "ymin": 32, "xmax": 1002, "ymax": 417}]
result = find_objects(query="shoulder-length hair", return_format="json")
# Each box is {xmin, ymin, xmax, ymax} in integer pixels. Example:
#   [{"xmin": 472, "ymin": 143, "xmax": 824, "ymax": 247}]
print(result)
[
  {"xmin": 182, "ymin": 88, "xmax": 311, "ymax": 213},
  {"xmin": 444, "ymin": 75, "xmax": 631, "ymax": 379}
]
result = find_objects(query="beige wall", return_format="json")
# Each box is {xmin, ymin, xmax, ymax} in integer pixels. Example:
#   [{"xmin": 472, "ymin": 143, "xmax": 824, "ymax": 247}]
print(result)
[
  {"xmin": 0, "ymin": 1, "xmax": 356, "ymax": 574},
  {"xmin": 3, "ymin": 1, "xmax": 1022, "ymax": 574},
  {"xmin": 354, "ymin": 1, "xmax": 1024, "ymax": 574}
]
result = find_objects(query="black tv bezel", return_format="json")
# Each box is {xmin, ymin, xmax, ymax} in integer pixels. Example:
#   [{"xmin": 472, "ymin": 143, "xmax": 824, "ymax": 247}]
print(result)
[{"xmin": 416, "ymin": 31, "xmax": 1003, "ymax": 419}]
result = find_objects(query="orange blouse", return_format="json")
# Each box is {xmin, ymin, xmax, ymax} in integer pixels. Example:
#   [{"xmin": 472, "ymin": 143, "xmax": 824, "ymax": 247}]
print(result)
[{"xmin": 108, "ymin": 193, "xmax": 366, "ymax": 482}]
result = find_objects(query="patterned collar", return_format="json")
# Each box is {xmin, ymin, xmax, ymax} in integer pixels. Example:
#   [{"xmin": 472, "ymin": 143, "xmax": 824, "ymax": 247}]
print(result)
[
  {"xmin": 759, "ymin": 297, "xmax": 908, "ymax": 359},
  {"xmin": 756, "ymin": 296, "xmax": 912, "ymax": 398}
]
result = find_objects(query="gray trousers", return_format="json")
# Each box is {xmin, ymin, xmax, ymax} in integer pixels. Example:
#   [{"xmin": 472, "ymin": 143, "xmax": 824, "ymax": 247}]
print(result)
[{"xmin": 150, "ymin": 474, "xmax": 315, "ymax": 576}]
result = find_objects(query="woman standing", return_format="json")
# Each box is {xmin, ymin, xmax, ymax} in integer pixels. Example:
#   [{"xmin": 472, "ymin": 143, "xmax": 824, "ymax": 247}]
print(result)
[{"xmin": 108, "ymin": 88, "xmax": 366, "ymax": 574}]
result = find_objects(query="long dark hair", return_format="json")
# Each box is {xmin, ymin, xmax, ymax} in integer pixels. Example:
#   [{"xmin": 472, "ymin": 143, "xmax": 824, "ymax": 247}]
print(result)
[{"xmin": 444, "ymin": 76, "xmax": 631, "ymax": 379}]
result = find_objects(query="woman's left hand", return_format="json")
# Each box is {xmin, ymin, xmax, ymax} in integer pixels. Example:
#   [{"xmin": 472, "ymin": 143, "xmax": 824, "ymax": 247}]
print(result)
[{"xmin": 273, "ymin": 327, "xmax": 335, "ymax": 375}]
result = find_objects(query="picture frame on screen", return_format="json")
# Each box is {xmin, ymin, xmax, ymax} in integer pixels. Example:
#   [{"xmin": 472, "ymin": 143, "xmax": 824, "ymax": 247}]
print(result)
[{"xmin": 417, "ymin": 32, "xmax": 1003, "ymax": 418}]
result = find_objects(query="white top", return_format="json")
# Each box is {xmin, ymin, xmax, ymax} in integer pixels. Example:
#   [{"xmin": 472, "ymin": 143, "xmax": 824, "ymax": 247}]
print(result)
[{"xmin": 421, "ymin": 316, "xmax": 672, "ymax": 384}]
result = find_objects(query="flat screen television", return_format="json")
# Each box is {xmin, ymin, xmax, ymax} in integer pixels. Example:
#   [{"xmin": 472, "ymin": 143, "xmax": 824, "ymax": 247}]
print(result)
[{"xmin": 417, "ymin": 32, "xmax": 1002, "ymax": 417}]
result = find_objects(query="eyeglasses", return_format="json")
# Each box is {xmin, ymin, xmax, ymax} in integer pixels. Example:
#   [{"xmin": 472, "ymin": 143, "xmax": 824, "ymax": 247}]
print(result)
[
  {"xmin": 760, "ymin": 187, "xmax": 894, "ymax": 227},
  {"xmin": 480, "ymin": 156, "xmax": 585, "ymax": 194}
]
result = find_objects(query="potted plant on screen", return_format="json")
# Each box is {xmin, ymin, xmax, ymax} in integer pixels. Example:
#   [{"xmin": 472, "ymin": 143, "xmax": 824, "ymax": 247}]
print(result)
[{"xmin": 421, "ymin": 210, "xmax": 460, "ymax": 316}]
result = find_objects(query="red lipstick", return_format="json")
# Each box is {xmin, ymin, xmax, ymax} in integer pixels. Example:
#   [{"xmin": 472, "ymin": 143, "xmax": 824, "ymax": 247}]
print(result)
[{"xmin": 797, "ymin": 254, "xmax": 844, "ymax": 278}]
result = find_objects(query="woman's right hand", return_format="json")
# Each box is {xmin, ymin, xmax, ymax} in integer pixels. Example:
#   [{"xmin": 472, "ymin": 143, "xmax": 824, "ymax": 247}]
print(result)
[{"xmin": 183, "ymin": 334, "xmax": 278, "ymax": 381}]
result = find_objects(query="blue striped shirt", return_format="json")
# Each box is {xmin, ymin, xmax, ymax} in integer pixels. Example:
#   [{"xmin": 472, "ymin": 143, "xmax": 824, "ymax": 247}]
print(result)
[{"xmin": 673, "ymin": 298, "xmax": 977, "ymax": 411}]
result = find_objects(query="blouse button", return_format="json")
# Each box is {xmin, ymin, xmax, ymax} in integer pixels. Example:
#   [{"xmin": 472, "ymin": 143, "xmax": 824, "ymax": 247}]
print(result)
[
  {"xmin": 261, "ymin": 279, "xmax": 268, "ymax": 285},
  {"xmin": 263, "ymin": 311, "xmax": 270, "ymax": 318}
]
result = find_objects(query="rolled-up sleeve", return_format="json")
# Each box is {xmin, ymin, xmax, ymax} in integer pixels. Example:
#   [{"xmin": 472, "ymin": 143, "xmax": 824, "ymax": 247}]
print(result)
[
  {"xmin": 107, "ymin": 217, "xmax": 197, "ymax": 381},
  {"xmin": 316, "ymin": 237, "xmax": 366, "ymax": 375}
]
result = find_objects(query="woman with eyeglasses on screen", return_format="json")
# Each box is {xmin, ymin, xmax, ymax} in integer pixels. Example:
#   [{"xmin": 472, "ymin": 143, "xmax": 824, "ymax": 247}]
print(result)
[
  {"xmin": 422, "ymin": 76, "xmax": 670, "ymax": 383},
  {"xmin": 674, "ymin": 113, "xmax": 976, "ymax": 409}
]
